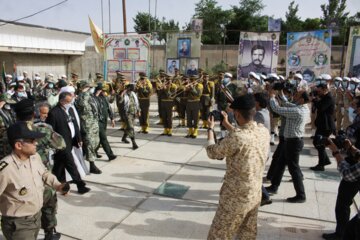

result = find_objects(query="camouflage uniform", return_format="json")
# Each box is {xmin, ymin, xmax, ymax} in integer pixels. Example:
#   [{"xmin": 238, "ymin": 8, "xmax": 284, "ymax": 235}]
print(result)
[
  {"xmin": 206, "ymin": 122, "xmax": 270, "ymax": 240},
  {"xmin": 0, "ymin": 108, "xmax": 15, "ymax": 159},
  {"xmin": 75, "ymin": 91, "xmax": 100, "ymax": 162},
  {"xmin": 31, "ymin": 120, "xmax": 66, "ymax": 237}
]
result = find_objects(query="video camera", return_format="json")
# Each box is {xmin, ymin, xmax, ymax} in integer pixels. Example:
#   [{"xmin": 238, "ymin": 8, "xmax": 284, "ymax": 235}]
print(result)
[
  {"xmin": 208, "ymin": 110, "xmax": 223, "ymax": 122},
  {"xmin": 313, "ymin": 131, "xmax": 347, "ymax": 149}
]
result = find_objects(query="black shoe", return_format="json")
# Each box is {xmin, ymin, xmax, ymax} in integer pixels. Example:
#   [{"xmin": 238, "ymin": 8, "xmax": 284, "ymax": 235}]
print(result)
[
  {"xmin": 185, "ymin": 135, "xmax": 191, "ymax": 138},
  {"xmin": 143, "ymin": 131, "xmax": 148, "ymax": 134},
  {"xmin": 286, "ymin": 196, "xmax": 306, "ymax": 203},
  {"xmin": 78, "ymin": 186, "xmax": 91, "ymax": 194},
  {"xmin": 270, "ymin": 142, "xmax": 275, "ymax": 146},
  {"xmin": 96, "ymin": 153, "xmax": 102, "ymax": 158},
  {"xmin": 191, "ymin": 135, "xmax": 197, "ymax": 139},
  {"xmin": 160, "ymin": 133, "xmax": 167, "ymax": 136},
  {"xmin": 108, "ymin": 155, "xmax": 117, "ymax": 161},
  {"xmin": 322, "ymin": 232, "xmax": 342, "ymax": 240},
  {"xmin": 132, "ymin": 144, "xmax": 139, "ymax": 150},
  {"xmin": 44, "ymin": 229, "xmax": 61, "ymax": 240},
  {"xmin": 90, "ymin": 162, "xmax": 102, "ymax": 174},
  {"xmin": 260, "ymin": 198, "xmax": 273, "ymax": 206},
  {"xmin": 310, "ymin": 165, "xmax": 325, "ymax": 171},
  {"xmin": 265, "ymin": 185, "xmax": 278, "ymax": 194},
  {"xmin": 262, "ymin": 177, "xmax": 271, "ymax": 183},
  {"xmin": 167, "ymin": 133, "xmax": 172, "ymax": 136}
]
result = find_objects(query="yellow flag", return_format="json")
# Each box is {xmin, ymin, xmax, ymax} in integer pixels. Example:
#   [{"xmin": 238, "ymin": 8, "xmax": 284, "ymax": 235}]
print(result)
[{"xmin": 88, "ymin": 17, "xmax": 104, "ymax": 53}]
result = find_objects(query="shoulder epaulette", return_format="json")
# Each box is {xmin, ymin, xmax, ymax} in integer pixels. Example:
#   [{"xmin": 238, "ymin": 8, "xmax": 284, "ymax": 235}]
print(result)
[{"xmin": 0, "ymin": 161, "xmax": 8, "ymax": 172}]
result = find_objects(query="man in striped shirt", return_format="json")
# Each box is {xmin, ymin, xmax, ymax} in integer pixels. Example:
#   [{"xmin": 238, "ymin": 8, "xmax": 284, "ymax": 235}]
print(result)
[{"xmin": 265, "ymin": 89, "xmax": 310, "ymax": 203}]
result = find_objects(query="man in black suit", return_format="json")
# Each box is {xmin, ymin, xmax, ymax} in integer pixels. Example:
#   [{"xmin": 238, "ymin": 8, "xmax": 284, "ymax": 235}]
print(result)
[
  {"xmin": 46, "ymin": 92, "xmax": 90, "ymax": 194},
  {"xmin": 310, "ymin": 83, "xmax": 336, "ymax": 171}
]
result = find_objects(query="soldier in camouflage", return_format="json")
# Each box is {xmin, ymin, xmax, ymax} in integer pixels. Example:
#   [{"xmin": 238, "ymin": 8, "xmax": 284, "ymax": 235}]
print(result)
[
  {"xmin": 0, "ymin": 94, "xmax": 16, "ymax": 159},
  {"xmin": 75, "ymin": 80, "xmax": 102, "ymax": 174},
  {"xmin": 14, "ymin": 99, "xmax": 66, "ymax": 240},
  {"xmin": 206, "ymin": 94, "xmax": 270, "ymax": 240}
]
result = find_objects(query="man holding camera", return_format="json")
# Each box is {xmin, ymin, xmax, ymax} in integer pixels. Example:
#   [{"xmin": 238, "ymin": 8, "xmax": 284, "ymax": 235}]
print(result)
[
  {"xmin": 206, "ymin": 94, "xmax": 270, "ymax": 240},
  {"xmin": 265, "ymin": 89, "xmax": 310, "ymax": 203},
  {"xmin": 322, "ymin": 138, "xmax": 360, "ymax": 240},
  {"xmin": 311, "ymin": 83, "xmax": 336, "ymax": 171}
]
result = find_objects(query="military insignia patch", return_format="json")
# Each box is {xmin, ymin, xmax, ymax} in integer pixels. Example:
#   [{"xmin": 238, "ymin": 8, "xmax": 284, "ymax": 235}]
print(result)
[
  {"xmin": 0, "ymin": 161, "xmax": 8, "ymax": 171},
  {"xmin": 19, "ymin": 187, "xmax": 28, "ymax": 196}
]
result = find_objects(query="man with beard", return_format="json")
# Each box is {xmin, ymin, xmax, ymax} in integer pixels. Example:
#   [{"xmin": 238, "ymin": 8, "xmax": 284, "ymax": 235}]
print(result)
[{"xmin": 241, "ymin": 45, "xmax": 271, "ymax": 77}]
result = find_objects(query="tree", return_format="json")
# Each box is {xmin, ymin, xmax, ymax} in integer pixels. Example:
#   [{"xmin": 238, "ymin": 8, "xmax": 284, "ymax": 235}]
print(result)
[
  {"xmin": 280, "ymin": 1, "xmax": 303, "ymax": 44},
  {"xmin": 302, "ymin": 18, "xmax": 322, "ymax": 31},
  {"xmin": 133, "ymin": 13, "xmax": 179, "ymax": 42},
  {"xmin": 193, "ymin": 0, "xmax": 230, "ymax": 44},
  {"xmin": 320, "ymin": 0, "xmax": 349, "ymax": 44},
  {"xmin": 347, "ymin": 12, "xmax": 360, "ymax": 26},
  {"xmin": 226, "ymin": 0, "xmax": 266, "ymax": 44}
]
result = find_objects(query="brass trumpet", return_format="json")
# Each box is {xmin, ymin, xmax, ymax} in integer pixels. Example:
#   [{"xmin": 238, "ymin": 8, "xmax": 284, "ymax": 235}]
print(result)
[{"xmin": 169, "ymin": 78, "xmax": 202, "ymax": 99}]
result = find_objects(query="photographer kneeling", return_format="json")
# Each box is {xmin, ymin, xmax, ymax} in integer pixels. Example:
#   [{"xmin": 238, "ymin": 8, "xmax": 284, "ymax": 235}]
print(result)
[
  {"xmin": 206, "ymin": 94, "xmax": 270, "ymax": 240},
  {"xmin": 322, "ymin": 138, "xmax": 360, "ymax": 240}
]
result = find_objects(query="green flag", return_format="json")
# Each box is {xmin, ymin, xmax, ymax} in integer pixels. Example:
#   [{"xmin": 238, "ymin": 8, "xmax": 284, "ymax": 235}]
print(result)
[{"xmin": 1, "ymin": 62, "xmax": 5, "ymax": 82}]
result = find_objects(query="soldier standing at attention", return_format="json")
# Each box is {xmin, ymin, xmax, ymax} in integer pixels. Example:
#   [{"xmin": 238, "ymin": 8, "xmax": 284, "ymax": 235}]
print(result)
[
  {"xmin": 155, "ymin": 70, "xmax": 166, "ymax": 125},
  {"xmin": 200, "ymin": 72, "xmax": 215, "ymax": 129},
  {"xmin": 185, "ymin": 75, "xmax": 203, "ymax": 138},
  {"xmin": 0, "ymin": 122, "xmax": 69, "ymax": 240},
  {"xmin": 159, "ymin": 76, "xmax": 177, "ymax": 136},
  {"xmin": 135, "ymin": 72, "xmax": 152, "ymax": 134},
  {"xmin": 206, "ymin": 94, "xmax": 270, "ymax": 240},
  {"xmin": 75, "ymin": 80, "xmax": 102, "ymax": 174}
]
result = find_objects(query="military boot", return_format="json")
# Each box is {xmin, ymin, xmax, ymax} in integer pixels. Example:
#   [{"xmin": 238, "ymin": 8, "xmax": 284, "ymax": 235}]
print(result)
[
  {"xmin": 131, "ymin": 137, "xmax": 139, "ymax": 150},
  {"xmin": 181, "ymin": 118, "xmax": 186, "ymax": 127},
  {"xmin": 167, "ymin": 128, "xmax": 173, "ymax": 136},
  {"xmin": 185, "ymin": 128, "xmax": 193, "ymax": 138},
  {"xmin": 192, "ymin": 128, "xmax": 198, "ymax": 138},
  {"xmin": 44, "ymin": 228, "xmax": 61, "ymax": 240},
  {"xmin": 90, "ymin": 162, "xmax": 102, "ymax": 174},
  {"xmin": 122, "ymin": 134, "xmax": 130, "ymax": 143}
]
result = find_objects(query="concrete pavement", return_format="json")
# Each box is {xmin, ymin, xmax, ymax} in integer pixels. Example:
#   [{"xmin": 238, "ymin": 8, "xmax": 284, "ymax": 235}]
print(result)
[{"xmin": 1, "ymin": 102, "xmax": 359, "ymax": 240}]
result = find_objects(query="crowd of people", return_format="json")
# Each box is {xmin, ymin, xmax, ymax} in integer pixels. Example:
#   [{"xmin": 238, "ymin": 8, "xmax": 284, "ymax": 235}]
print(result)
[{"xmin": 0, "ymin": 67, "xmax": 359, "ymax": 240}]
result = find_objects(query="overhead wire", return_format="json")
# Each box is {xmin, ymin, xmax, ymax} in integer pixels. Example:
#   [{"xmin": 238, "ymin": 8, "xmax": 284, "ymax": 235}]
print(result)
[{"xmin": 0, "ymin": 0, "xmax": 69, "ymax": 27}]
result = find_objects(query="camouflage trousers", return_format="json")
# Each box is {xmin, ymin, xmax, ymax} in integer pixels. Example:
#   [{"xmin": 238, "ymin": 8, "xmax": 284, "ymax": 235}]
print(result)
[
  {"xmin": 124, "ymin": 113, "xmax": 135, "ymax": 138},
  {"xmin": 208, "ymin": 202, "xmax": 260, "ymax": 240},
  {"xmin": 41, "ymin": 186, "xmax": 57, "ymax": 232},
  {"xmin": 82, "ymin": 120, "xmax": 100, "ymax": 162}
]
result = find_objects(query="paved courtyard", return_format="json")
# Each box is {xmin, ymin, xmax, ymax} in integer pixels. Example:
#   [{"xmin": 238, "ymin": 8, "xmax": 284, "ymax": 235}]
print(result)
[{"xmin": 1, "ymin": 101, "xmax": 359, "ymax": 240}]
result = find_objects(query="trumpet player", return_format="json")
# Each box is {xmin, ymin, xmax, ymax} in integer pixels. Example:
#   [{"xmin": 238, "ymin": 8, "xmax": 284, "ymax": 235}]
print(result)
[
  {"xmin": 155, "ymin": 70, "xmax": 166, "ymax": 125},
  {"xmin": 159, "ymin": 76, "xmax": 177, "ymax": 136},
  {"xmin": 185, "ymin": 75, "xmax": 203, "ymax": 138},
  {"xmin": 176, "ymin": 75, "xmax": 189, "ymax": 127},
  {"xmin": 136, "ymin": 72, "xmax": 152, "ymax": 133},
  {"xmin": 200, "ymin": 72, "xmax": 215, "ymax": 128}
]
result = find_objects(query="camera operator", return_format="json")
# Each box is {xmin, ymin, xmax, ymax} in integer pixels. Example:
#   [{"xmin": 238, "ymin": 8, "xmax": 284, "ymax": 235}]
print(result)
[
  {"xmin": 311, "ymin": 83, "xmax": 336, "ymax": 171},
  {"xmin": 322, "ymin": 138, "xmax": 360, "ymax": 240},
  {"xmin": 206, "ymin": 94, "xmax": 270, "ymax": 240},
  {"xmin": 265, "ymin": 88, "xmax": 310, "ymax": 203}
]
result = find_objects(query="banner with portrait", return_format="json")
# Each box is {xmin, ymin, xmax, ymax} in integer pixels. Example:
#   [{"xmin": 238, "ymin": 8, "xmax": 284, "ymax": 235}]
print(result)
[
  {"xmin": 345, "ymin": 26, "xmax": 360, "ymax": 78},
  {"xmin": 237, "ymin": 32, "xmax": 280, "ymax": 79},
  {"xmin": 286, "ymin": 30, "xmax": 332, "ymax": 82},
  {"xmin": 104, "ymin": 34, "xmax": 151, "ymax": 82},
  {"xmin": 165, "ymin": 32, "xmax": 201, "ymax": 75}
]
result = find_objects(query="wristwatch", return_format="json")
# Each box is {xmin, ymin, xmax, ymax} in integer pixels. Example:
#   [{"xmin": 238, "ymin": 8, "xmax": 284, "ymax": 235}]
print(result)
[{"xmin": 207, "ymin": 128, "xmax": 214, "ymax": 132}]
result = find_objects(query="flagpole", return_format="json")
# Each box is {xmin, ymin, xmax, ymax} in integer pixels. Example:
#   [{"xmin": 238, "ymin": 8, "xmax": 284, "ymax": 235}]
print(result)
[
  {"xmin": 108, "ymin": 0, "xmax": 111, "ymax": 33},
  {"xmin": 101, "ymin": 0, "xmax": 104, "ymax": 32},
  {"xmin": 122, "ymin": 0, "xmax": 127, "ymax": 34}
]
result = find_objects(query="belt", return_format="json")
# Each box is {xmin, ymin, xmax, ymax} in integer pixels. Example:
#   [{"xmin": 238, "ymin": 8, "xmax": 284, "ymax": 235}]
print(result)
[
  {"xmin": 161, "ymin": 99, "xmax": 174, "ymax": 102},
  {"xmin": 138, "ymin": 97, "xmax": 150, "ymax": 100},
  {"xmin": 285, "ymin": 137, "xmax": 303, "ymax": 140},
  {"xmin": 187, "ymin": 99, "xmax": 200, "ymax": 102},
  {"xmin": 2, "ymin": 211, "xmax": 41, "ymax": 220},
  {"xmin": 202, "ymin": 94, "xmax": 210, "ymax": 96}
]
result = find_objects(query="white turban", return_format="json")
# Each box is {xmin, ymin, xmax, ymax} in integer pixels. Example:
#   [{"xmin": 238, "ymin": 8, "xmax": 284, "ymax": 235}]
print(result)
[{"xmin": 59, "ymin": 86, "xmax": 75, "ymax": 94}]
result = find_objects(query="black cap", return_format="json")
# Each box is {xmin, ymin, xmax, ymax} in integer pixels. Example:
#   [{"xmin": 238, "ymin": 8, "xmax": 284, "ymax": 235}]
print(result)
[
  {"xmin": 7, "ymin": 122, "xmax": 45, "ymax": 143},
  {"xmin": 230, "ymin": 94, "xmax": 256, "ymax": 110},
  {"xmin": 14, "ymin": 99, "xmax": 35, "ymax": 115}
]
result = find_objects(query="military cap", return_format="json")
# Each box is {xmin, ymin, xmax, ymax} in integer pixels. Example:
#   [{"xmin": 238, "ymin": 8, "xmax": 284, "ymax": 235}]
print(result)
[
  {"xmin": 248, "ymin": 72, "xmax": 260, "ymax": 81},
  {"xmin": 95, "ymin": 82, "xmax": 103, "ymax": 92},
  {"xmin": 294, "ymin": 73, "xmax": 303, "ymax": 80},
  {"xmin": 116, "ymin": 70, "xmax": 125, "ymax": 76},
  {"xmin": 190, "ymin": 75, "xmax": 198, "ymax": 80},
  {"xmin": 48, "ymin": 73, "xmax": 54, "ymax": 78},
  {"xmin": 198, "ymin": 68, "xmax": 204, "ymax": 72},
  {"xmin": 351, "ymin": 77, "xmax": 360, "ymax": 83},
  {"xmin": 218, "ymin": 71, "xmax": 225, "ymax": 74},
  {"xmin": 159, "ymin": 69, "xmax": 165, "ymax": 73},
  {"xmin": 5, "ymin": 74, "xmax": 12, "ymax": 78},
  {"xmin": 165, "ymin": 75, "xmax": 172, "ymax": 80},
  {"xmin": 224, "ymin": 72, "xmax": 233, "ymax": 78},
  {"xmin": 17, "ymin": 76, "xmax": 25, "ymax": 81},
  {"xmin": 334, "ymin": 77, "xmax": 342, "ymax": 82},
  {"xmin": 174, "ymin": 68, "xmax": 179, "ymax": 71},
  {"xmin": 61, "ymin": 74, "xmax": 67, "ymax": 79},
  {"xmin": 0, "ymin": 93, "xmax": 16, "ymax": 104},
  {"xmin": 203, "ymin": 72, "xmax": 209, "ymax": 76},
  {"xmin": 139, "ymin": 72, "xmax": 146, "ymax": 77},
  {"xmin": 34, "ymin": 76, "xmax": 41, "ymax": 81},
  {"xmin": 230, "ymin": 94, "xmax": 256, "ymax": 110},
  {"xmin": 343, "ymin": 77, "xmax": 350, "ymax": 82},
  {"xmin": 182, "ymin": 75, "xmax": 189, "ymax": 79},
  {"xmin": 14, "ymin": 99, "xmax": 35, "ymax": 115},
  {"xmin": 95, "ymin": 72, "xmax": 103, "ymax": 78},
  {"xmin": 78, "ymin": 80, "xmax": 96, "ymax": 89},
  {"xmin": 7, "ymin": 121, "xmax": 45, "ymax": 143},
  {"xmin": 71, "ymin": 72, "xmax": 79, "ymax": 77},
  {"xmin": 321, "ymin": 74, "xmax": 332, "ymax": 81}
]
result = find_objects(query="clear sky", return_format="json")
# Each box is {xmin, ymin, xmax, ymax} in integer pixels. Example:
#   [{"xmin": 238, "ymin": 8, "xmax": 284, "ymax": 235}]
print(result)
[{"xmin": 0, "ymin": 0, "xmax": 359, "ymax": 33}]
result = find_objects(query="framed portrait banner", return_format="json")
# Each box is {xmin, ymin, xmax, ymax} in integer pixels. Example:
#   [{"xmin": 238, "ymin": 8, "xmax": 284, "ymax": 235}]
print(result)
[
  {"xmin": 237, "ymin": 32, "xmax": 280, "ymax": 79},
  {"xmin": 286, "ymin": 30, "xmax": 332, "ymax": 82},
  {"xmin": 166, "ymin": 58, "xmax": 180, "ymax": 75},
  {"xmin": 104, "ymin": 34, "xmax": 151, "ymax": 82},
  {"xmin": 179, "ymin": 58, "xmax": 199, "ymax": 76},
  {"xmin": 166, "ymin": 32, "xmax": 201, "ymax": 74},
  {"xmin": 345, "ymin": 26, "xmax": 360, "ymax": 78},
  {"xmin": 191, "ymin": 19, "xmax": 203, "ymax": 33}
]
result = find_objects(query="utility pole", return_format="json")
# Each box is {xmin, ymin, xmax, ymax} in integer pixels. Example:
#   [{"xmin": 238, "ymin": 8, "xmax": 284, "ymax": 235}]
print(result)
[
  {"xmin": 122, "ymin": 0, "xmax": 127, "ymax": 34},
  {"xmin": 108, "ymin": 0, "xmax": 111, "ymax": 33}
]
